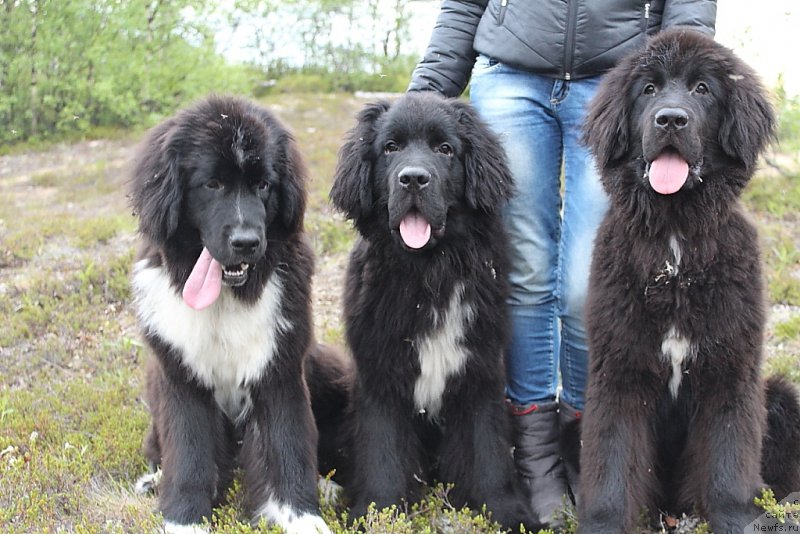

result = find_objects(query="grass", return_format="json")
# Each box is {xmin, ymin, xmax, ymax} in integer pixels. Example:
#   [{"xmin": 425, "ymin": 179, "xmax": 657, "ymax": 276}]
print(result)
[
  {"xmin": 0, "ymin": 251, "xmax": 132, "ymax": 350},
  {"xmin": 744, "ymin": 169, "xmax": 800, "ymax": 307},
  {"xmin": 0, "ymin": 125, "xmax": 140, "ymax": 158},
  {"xmin": 0, "ymin": 156, "xmax": 136, "ymax": 265},
  {"xmin": 0, "ymin": 374, "xmax": 153, "ymax": 532},
  {"xmin": 776, "ymin": 316, "xmax": 800, "ymax": 342},
  {"xmin": 744, "ymin": 172, "xmax": 800, "ymax": 219},
  {"xmin": 767, "ymin": 353, "xmax": 800, "ymax": 384},
  {"xmin": 0, "ymin": 92, "xmax": 798, "ymax": 533},
  {"xmin": 757, "ymin": 222, "xmax": 800, "ymax": 306}
]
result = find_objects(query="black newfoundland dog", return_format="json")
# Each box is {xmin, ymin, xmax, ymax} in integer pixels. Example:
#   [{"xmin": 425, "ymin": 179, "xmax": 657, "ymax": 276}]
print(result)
[
  {"xmin": 577, "ymin": 30, "xmax": 800, "ymax": 534},
  {"xmin": 329, "ymin": 92, "xmax": 542, "ymax": 531},
  {"xmin": 129, "ymin": 96, "xmax": 331, "ymax": 534}
]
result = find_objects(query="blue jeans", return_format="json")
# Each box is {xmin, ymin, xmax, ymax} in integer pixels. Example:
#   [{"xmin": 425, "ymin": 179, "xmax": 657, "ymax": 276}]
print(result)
[{"xmin": 470, "ymin": 56, "xmax": 608, "ymax": 411}]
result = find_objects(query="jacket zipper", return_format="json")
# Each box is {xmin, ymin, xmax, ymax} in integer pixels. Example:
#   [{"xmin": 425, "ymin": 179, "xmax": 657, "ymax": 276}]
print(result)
[
  {"xmin": 498, "ymin": 0, "xmax": 508, "ymax": 25},
  {"xmin": 563, "ymin": 0, "xmax": 579, "ymax": 80},
  {"xmin": 643, "ymin": 2, "xmax": 651, "ymax": 31}
]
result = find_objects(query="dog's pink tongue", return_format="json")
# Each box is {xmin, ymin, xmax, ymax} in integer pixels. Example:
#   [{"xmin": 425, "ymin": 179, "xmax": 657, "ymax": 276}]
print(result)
[
  {"xmin": 649, "ymin": 152, "xmax": 689, "ymax": 195},
  {"xmin": 399, "ymin": 212, "xmax": 431, "ymax": 249},
  {"xmin": 182, "ymin": 247, "xmax": 222, "ymax": 310}
]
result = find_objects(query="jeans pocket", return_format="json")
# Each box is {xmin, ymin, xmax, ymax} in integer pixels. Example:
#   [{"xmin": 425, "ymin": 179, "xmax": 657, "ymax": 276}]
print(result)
[{"xmin": 472, "ymin": 54, "xmax": 502, "ymax": 78}]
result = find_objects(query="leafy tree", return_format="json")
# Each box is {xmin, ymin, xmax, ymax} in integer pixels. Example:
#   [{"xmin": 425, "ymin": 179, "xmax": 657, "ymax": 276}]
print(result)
[{"xmin": 0, "ymin": 0, "xmax": 252, "ymax": 144}]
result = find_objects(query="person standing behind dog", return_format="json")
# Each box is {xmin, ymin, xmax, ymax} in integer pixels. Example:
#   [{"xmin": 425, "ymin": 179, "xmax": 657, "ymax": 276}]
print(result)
[{"xmin": 408, "ymin": 0, "xmax": 716, "ymax": 525}]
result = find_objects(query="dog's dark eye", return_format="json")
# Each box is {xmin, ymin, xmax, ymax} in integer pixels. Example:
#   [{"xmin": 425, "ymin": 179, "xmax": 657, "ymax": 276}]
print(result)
[
  {"xmin": 436, "ymin": 143, "xmax": 453, "ymax": 157},
  {"xmin": 384, "ymin": 141, "xmax": 399, "ymax": 155},
  {"xmin": 643, "ymin": 83, "xmax": 657, "ymax": 96},
  {"xmin": 695, "ymin": 82, "xmax": 710, "ymax": 95},
  {"xmin": 257, "ymin": 179, "xmax": 269, "ymax": 191},
  {"xmin": 205, "ymin": 179, "xmax": 223, "ymax": 190}
]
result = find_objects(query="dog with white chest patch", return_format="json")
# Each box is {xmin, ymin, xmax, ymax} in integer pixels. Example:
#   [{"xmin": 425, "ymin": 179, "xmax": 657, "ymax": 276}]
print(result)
[
  {"xmin": 576, "ymin": 30, "xmax": 800, "ymax": 534},
  {"xmin": 129, "ymin": 95, "xmax": 330, "ymax": 534},
  {"xmin": 329, "ymin": 92, "xmax": 544, "ymax": 532}
]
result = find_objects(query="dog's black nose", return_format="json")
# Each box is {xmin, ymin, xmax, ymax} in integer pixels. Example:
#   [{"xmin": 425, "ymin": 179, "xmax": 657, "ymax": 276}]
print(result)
[
  {"xmin": 398, "ymin": 166, "xmax": 431, "ymax": 190},
  {"xmin": 655, "ymin": 107, "xmax": 689, "ymax": 131},
  {"xmin": 230, "ymin": 228, "xmax": 261, "ymax": 254}
]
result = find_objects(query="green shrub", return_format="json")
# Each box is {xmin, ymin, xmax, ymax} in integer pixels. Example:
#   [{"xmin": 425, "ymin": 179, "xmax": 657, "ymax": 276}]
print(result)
[
  {"xmin": 267, "ymin": 56, "xmax": 416, "ymax": 95},
  {"xmin": 774, "ymin": 77, "xmax": 800, "ymax": 153}
]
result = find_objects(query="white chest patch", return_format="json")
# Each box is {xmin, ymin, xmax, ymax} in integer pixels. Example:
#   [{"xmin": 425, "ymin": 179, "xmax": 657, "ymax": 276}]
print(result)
[
  {"xmin": 661, "ymin": 326, "xmax": 694, "ymax": 399},
  {"xmin": 658, "ymin": 234, "xmax": 683, "ymax": 279},
  {"xmin": 413, "ymin": 283, "xmax": 474, "ymax": 417},
  {"xmin": 132, "ymin": 260, "xmax": 292, "ymax": 422},
  {"xmin": 669, "ymin": 234, "xmax": 682, "ymax": 273}
]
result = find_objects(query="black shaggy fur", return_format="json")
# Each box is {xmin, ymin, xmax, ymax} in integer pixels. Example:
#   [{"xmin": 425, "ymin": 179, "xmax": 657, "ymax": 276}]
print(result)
[
  {"xmin": 306, "ymin": 343, "xmax": 354, "ymax": 481},
  {"xmin": 329, "ymin": 92, "xmax": 543, "ymax": 531},
  {"xmin": 762, "ymin": 376, "xmax": 800, "ymax": 499},
  {"xmin": 129, "ymin": 95, "xmax": 326, "ymax": 530},
  {"xmin": 576, "ymin": 30, "xmax": 800, "ymax": 534}
]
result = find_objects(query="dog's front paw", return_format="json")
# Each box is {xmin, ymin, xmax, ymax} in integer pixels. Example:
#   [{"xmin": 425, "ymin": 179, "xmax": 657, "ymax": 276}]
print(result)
[
  {"xmin": 255, "ymin": 499, "xmax": 331, "ymax": 534},
  {"xmin": 283, "ymin": 513, "xmax": 331, "ymax": 534},
  {"xmin": 162, "ymin": 521, "xmax": 210, "ymax": 534},
  {"xmin": 134, "ymin": 468, "xmax": 162, "ymax": 495}
]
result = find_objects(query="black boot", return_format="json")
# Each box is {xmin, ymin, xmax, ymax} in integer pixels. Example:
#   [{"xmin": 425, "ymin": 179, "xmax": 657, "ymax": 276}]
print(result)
[
  {"xmin": 510, "ymin": 401, "xmax": 570, "ymax": 526},
  {"xmin": 558, "ymin": 399, "xmax": 582, "ymax": 504}
]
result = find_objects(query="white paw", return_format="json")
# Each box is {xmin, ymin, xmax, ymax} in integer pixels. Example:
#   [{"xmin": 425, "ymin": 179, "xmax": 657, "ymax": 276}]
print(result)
[
  {"xmin": 134, "ymin": 469, "xmax": 162, "ymax": 495},
  {"xmin": 281, "ymin": 513, "xmax": 331, "ymax": 534},
  {"xmin": 163, "ymin": 521, "xmax": 210, "ymax": 534},
  {"xmin": 256, "ymin": 498, "xmax": 331, "ymax": 534}
]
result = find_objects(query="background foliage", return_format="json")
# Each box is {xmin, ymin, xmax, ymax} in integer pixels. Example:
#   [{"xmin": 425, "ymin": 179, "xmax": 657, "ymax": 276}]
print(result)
[
  {"xmin": 0, "ymin": 0, "xmax": 254, "ymax": 144},
  {"xmin": 0, "ymin": 0, "xmax": 417, "ymax": 146}
]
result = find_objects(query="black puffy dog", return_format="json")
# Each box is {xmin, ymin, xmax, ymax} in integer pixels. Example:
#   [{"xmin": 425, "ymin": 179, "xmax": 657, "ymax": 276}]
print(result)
[
  {"xmin": 329, "ymin": 92, "xmax": 543, "ymax": 531},
  {"xmin": 129, "ymin": 95, "xmax": 331, "ymax": 534},
  {"xmin": 577, "ymin": 29, "xmax": 800, "ymax": 534}
]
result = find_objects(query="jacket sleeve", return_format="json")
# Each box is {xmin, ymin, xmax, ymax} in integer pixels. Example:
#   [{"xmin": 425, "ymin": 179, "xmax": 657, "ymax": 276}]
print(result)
[
  {"xmin": 407, "ymin": 0, "xmax": 488, "ymax": 97},
  {"xmin": 662, "ymin": 0, "xmax": 717, "ymax": 36}
]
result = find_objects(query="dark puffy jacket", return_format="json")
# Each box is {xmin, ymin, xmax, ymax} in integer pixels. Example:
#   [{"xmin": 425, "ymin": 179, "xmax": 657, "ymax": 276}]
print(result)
[{"xmin": 408, "ymin": 0, "xmax": 717, "ymax": 96}]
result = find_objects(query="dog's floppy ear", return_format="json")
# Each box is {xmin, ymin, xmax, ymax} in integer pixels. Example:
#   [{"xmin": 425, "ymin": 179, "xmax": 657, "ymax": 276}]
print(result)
[
  {"xmin": 717, "ymin": 60, "xmax": 776, "ymax": 171},
  {"xmin": 583, "ymin": 59, "xmax": 634, "ymax": 169},
  {"xmin": 129, "ymin": 120, "xmax": 183, "ymax": 243},
  {"xmin": 274, "ymin": 130, "xmax": 308, "ymax": 232},
  {"xmin": 451, "ymin": 99, "xmax": 514, "ymax": 212},
  {"xmin": 330, "ymin": 100, "xmax": 390, "ymax": 221}
]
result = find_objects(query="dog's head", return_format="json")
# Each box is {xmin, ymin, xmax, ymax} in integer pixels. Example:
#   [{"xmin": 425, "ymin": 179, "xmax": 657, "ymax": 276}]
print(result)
[
  {"xmin": 129, "ymin": 95, "xmax": 306, "ymax": 289},
  {"xmin": 330, "ymin": 92, "xmax": 513, "ymax": 252},
  {"xmin": 585, "ymin": 29, "xmax": 775, "ymax": 197}
]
